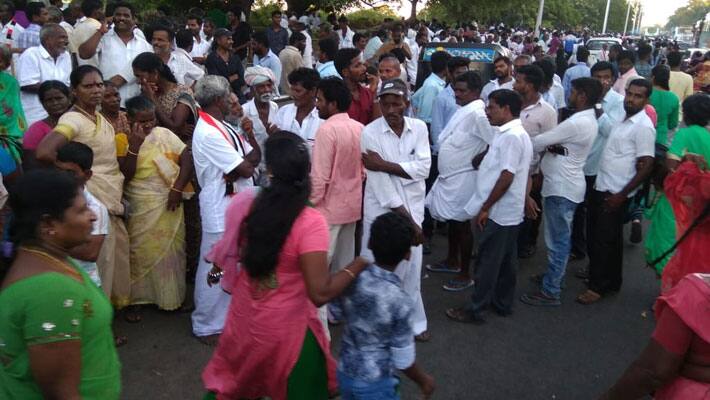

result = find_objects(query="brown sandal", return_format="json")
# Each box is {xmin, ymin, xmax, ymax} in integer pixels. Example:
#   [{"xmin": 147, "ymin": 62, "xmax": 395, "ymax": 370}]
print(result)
[
  {"xmin": 415, "ymin": 331, "xmax": 432, "ymax": 342},
  {"xmin": 576, "ymin": 289, "xmax": 602, "ymax": 305}
]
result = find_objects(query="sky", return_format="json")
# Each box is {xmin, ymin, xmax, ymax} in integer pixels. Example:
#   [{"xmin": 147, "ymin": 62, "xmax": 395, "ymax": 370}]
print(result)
[{"xmin": 396, "ymin": 0, "xmax": 689, "ymax": 28}]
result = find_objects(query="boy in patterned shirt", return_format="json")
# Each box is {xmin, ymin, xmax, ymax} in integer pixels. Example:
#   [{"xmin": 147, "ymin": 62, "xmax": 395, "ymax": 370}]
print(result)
[{"xmin": 331, "ymin": 212, "xmax": 435, "ymax": 399}]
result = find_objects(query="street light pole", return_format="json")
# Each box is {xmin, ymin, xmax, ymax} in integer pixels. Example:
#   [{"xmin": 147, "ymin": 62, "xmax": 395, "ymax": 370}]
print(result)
[
  {"xmin": 602, "ymin": 0, "xmax": 611, "ymax": 34},
  {"xmin": 534, "ymin": 0, "xmax": 545, "ymax": 39},
  {"xmin": 623, "ymin": 0, "xmax": 632, "ymax": 35}
]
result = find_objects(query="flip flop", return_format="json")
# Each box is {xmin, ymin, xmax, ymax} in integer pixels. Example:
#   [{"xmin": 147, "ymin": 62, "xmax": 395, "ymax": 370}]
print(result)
[
  {"xmin": 415, "ymin": 331, "xmax": 432, "ymax": 342},
  {"xmin": 442, "ymin": 279, "xmax": 475, "ymax": 292},
  {"xmin": 576, "ymin": 289, "xmax": 602, "ymax": 305},
  {"xmin": 425, "ymin": 262, "xmax": 461, "ymax": 273}
]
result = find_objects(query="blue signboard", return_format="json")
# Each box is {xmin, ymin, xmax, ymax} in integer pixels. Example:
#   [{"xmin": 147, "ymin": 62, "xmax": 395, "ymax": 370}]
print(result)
[{"xmin": 422, "ymin": 46, "xmax": 497, "ymax": 63}]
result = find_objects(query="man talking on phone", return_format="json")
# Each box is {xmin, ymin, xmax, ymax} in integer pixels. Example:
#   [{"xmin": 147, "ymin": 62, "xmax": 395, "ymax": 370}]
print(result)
[{"xmin": 519, "ymin": 77, "xmax": 601, "ymax": 307}]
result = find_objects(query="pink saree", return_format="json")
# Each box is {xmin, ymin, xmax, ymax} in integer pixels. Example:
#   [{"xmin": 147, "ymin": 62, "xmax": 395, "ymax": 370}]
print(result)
[{"xmin": 201, "ymin": 189, "xmax": 337, "ymax": 399}]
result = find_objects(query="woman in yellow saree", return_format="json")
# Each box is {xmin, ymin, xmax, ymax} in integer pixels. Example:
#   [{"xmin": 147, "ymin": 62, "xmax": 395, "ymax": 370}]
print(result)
[
  {"xmin": 116, "ymin": 95, "xmax": 194, "ymax": 312},
  {"xmin": 35, "ymin": 65, "xmax": 131, "ymax": 309}
]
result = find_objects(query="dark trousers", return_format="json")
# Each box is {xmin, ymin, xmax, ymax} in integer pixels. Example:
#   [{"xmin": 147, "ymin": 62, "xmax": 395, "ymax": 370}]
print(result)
[
  {"xmin": 570, "ymin": 175, "xmax": 596, "ymax": 258},
  {"xmin": 517, "ymin": 177, "xmax": 542, "ymax": 254},
  {"xmin": 468, "ymin": 221, "xmax": 520, "ymax": 316},
  {"xmin": 422, "ymin": 154, "xmax": 439, "ymax": 239},
  {"xmin": 587, "ymin": 189, "xmax": 629, "ymax": 294}
]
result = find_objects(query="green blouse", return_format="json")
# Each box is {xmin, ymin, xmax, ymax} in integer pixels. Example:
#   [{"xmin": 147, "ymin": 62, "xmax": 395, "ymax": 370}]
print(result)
[
  {"xmin": 649, "ymin": 89, "xmax": 679, "ymax": 146},
  {"xmin": 668, "ymin": 124, "xmax": 710, "ymax": 163},
  {"xmin": 0, "ymin": 261, "xmax": 121, "ymax": 399}
]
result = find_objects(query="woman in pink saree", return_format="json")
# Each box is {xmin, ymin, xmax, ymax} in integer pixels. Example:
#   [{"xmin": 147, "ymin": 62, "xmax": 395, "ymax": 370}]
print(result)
[{"xmin": 201, "ymin": 131, "xmax": 368, "ymax": 400}]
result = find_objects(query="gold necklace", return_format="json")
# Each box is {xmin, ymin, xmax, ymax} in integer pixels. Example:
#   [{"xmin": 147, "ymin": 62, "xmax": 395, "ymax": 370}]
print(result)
[{"xmin": 20, "ymin": 246, "xmax": 82, "ymax": 280}]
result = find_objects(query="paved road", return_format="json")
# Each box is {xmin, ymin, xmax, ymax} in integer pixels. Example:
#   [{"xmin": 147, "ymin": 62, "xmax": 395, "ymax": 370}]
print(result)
[{"xmin": 116, "ymin": 224, "xmax": 658, "ymax": 399}]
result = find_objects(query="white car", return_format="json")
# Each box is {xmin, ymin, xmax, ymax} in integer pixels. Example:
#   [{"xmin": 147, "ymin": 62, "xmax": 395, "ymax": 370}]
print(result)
[{"xmin": 585, "ymin": 37, "xmax": 623, "ymax": 65}]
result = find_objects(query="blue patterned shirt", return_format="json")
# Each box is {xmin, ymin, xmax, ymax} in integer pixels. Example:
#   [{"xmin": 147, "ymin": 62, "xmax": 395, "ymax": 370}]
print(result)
[{"xmin": 330, "ymin": 264, "xmax": 415, "ymax": 382}]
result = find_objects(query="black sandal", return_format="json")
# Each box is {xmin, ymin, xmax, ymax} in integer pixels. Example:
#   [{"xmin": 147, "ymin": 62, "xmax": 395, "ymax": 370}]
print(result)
[{"xmin": 445, "ymin": 308, "xmax": 485, "ymax": 324}]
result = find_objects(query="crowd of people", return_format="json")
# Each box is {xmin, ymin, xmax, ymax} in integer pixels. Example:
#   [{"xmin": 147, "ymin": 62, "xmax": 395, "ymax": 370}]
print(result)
[{"xmin": 0, "ymin": 0, "xmax": 709, "ymax": 398}]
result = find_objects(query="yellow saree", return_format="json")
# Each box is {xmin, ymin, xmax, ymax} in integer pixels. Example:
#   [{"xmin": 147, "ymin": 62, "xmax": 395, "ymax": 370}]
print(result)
[
  {"xmin": 54, "ymin": 111, "xmax": 131, "ymax": 308},
  {"xmin": 116, "ymin": 127, "xmax": 187, "ymax": 311}
]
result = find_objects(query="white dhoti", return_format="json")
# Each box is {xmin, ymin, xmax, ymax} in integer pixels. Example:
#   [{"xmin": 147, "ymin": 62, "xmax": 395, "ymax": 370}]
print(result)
[
  {"xmin": 360, "ymin": 220, "xmax": 427, "ymax": 335},
  {"xmin": 425, "ymin": 168, "xmax": 477, "ymax": 222},
  {"xmin": 319, "ymin": 222, "xmax": 358, "ymax": 339},
  {"xmin": 191, "ymin": 231, "xmax": 231, "ymax": 337}
]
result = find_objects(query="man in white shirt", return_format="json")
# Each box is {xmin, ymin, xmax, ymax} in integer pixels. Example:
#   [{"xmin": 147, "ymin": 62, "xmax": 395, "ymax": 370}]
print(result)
[
  {"xmin": 170, "ymin": 29, "xmax": 205, "ymax": 87},
  {"xmin": 360, "ymin": 79, "xmax": 432, "ymax": 341},
  {"xmin": 77, "ymin": 2, "xmax": 152, "ymax": 106},
  {"xmin": 571, "ymin": 61, "xmax": 625, "ymax": 262},
  {"xmin": 481, "ymin": 55, "xmax": 515, "ymax": 104},
  {"xmin": 0, "ymin": 1, "xmax": 25, "ymax": 63},
  {"xmin": 425, "ymin": 71, "xmax": 494, "ymax": 292},
  {"xmin": 291, "ymin": 21, "xmax": 313, "ymax": 68},
  {"xmin": 191, "ymin": 76, "xmax": 261, "ymax": 342},
  {"xmin": 69, "ymin": 0, "xmax": 102, "ymax": 67},
  {"xmin": 447, "ymin": 89, "xmax": 532, "ymax": 324},
  {"xmin": 17, "ymin": 23, "xmax": 71, "ymax": 125},
  {"xmin": 336, "ymin": 15, "xmax": 354, "ymax": 49},
  {"xmin": 242, "ymin": 66, "xmax": 279, "ymax": 183},
  {"xmin": 578, "ymin": 78, "xmax": 655, "ymax": 305},
  {"xmin": 514, "ymin": 64, "xmax": 558, "ymax": 259},
  {"xmin": 274, "ymin": 67, "xmax": 322, "ymax": 152},
  {"xmin": 186, "ymin": 14, "xmax": 210, "ymax": 64},
  {"xmin": 520, "ymin": 77, "xmax": 601, "ymax": 307}
]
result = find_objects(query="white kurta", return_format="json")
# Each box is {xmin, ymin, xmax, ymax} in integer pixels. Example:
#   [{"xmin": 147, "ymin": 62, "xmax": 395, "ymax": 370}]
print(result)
[
  {"xmin": 360, "ymin": 116, "xmax": 431, "ymax": 335},
  {"xmin": 426, "ymin": 99, "xmax": 494, "ymax": 222}
]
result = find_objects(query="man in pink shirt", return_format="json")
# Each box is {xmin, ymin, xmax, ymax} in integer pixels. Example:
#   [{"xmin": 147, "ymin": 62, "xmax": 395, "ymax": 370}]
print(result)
[
  {"xmin": 612, "ymin": 50, "xmax": 638, "ymax": 96},
  {"xmin": 311, "ymin": 78, "xmax": 364, "ymax": 278}
]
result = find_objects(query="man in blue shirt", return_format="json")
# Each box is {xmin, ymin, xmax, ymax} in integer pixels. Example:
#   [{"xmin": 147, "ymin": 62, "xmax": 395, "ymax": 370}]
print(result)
[
  {"xmin": 265, "ymin": 9, "xmax": 288, "ymax": 55},
  {"xmin": 316, "ymin": 37, "xmax": 340, "ymax": 78},
  {"xmin": 411, "ymin": 50, "xmax": 449, "ymax": 125},
  {"xmin": 331, "ymin": 212, "xmax": 435, "ymax": 399},
  {"xmin": 252, "ymin": 31, "xmax": 282, "ymax": 94},
  {"xmin": 562, "ymin": 46, "xmax": 591, "ymax": 106}
]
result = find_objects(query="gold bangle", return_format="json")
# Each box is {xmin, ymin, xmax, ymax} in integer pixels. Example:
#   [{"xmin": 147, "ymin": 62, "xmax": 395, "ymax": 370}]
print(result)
[
  {"xmin": 126, "ymin": 149, "xmax": 139, "ymax": 156},
  {"xmin": 343, "ymin": 267, "xmax": 356, "ymax": 279},
  {"xmin": 170, "ymin": 187, "xmax": 183, "ymax": 193}
]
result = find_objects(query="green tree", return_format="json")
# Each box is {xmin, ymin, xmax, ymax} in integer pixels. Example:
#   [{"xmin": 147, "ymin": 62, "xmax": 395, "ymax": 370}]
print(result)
[{"xmin": 666, "ymin": 0, "xmax": 710, "ymax": 28}]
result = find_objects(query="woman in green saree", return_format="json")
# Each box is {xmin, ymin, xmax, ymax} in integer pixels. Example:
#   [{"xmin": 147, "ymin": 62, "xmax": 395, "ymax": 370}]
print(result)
[{"xmin": 0, "ymin": 46, "xmax": 27, "ymax": 164}]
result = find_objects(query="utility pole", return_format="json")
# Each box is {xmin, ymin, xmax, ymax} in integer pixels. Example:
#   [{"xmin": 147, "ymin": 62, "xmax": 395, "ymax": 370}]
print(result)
[
  {"xmin": 623, "ymin": 0, "xmax": 632, "ymax": 35},
  {"xmin": 602, "ymin": 0, "xmax": 611, "ymax": 34},
  {"xmin": 534, "ymin": 0, "xmax": 545, "ymax": 39}
]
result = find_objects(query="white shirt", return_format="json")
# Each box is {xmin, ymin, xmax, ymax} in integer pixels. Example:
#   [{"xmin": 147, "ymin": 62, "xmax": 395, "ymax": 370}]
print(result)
[
  {"xmin": 1, "ymin": 19, "xmax": 23, "ymax": 72},
  {"xmin": 405, "ymin": 38, "xmax": 419, "ymax": 88},
  {"xmin": 437, "ymin": 99, "xmax": 494, "ymax": 176},
  {"xmin": 532, "ymin": 109, "xmax": 598, "ymax": 203},
  {"xmin": 192, "ymin": 114, "xmax": 253, "ymax": 233},
  {"xmin": 337, "ymin": 26, "xmax": 355, "ymax": 49},
  {"xmin": 481, "ymin": 78, "xmax": 515, "ymax": 104},
  {"xmin": 361, "ymin": 116, "xmax": 431, "ymax": 225},
  {"xmin": 301, "ymin": 29, "xmax": 314, "ymax": 68},
  {"xmin": 73, "ymin": 188, "xmax": 109, "ymax": 287},
  {"xmin": 97, "ymin": 29, "xmax": 153, "ymax": 106},
  {"xmin": 584, "ymin": 89, "xmax": 625, "ymax": 176},
  {"xmin": 273, "ymin": 104, "xmax": 323, "ymax": 151},
  {"xmin": 168, "ymin": 48, "xmax": 204, "ymax": 86},
  {"xmin": 243, "ymin": 99, "xmax": 278, "ymax": 172},
  {"xmin": 16, "ymin": 46, "xmax": 71, "ymax": 125},
  {"xmin": 71, "ymin": 17, "xmax": 101, "ymax": 67},
  {"xmin": 190, "ymin": 35, "xmax": 211, "ymax": 59},
  {"xmin": 595, "ymin": 110, "xmax": 655, "ymax": 197},
  {"xmin": 464, "ymin": 119, "xmax": 533, "ymax": 226}
]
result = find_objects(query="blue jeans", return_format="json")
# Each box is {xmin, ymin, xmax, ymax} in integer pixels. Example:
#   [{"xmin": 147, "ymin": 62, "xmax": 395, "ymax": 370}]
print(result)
[
  {"xmin": 542, "ymin": 196, "xmax": 579, "ymax": 298},
  {"xmin": 337, "ymin": 370, "xmax": 400, "ymax": 400}
]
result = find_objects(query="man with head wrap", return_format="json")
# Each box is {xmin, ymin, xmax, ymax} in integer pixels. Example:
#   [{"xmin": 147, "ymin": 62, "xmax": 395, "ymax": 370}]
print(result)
[{"xmin": 242, "ymin": 65, "xmax": 279, "ymax": 184}]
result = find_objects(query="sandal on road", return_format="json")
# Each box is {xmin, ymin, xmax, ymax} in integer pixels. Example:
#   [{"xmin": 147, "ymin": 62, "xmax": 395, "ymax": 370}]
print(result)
[
  {"xmin": 445, "ymin": 308, "xmax": 485, "ymax": 324},
  {"xmin": 576, "ymin": 289, "xmax": 602, "ymax": 305},
  {"xmin": 415, "ymin": 331, "xmax": 432, "ymax": 342},
  {"xmin": 425, "ymin": 262, "xmax": 461, "ymax": 273},
  {"xmin": 442, "ymin": 278, "xmax": 475, "ymax": 292}
]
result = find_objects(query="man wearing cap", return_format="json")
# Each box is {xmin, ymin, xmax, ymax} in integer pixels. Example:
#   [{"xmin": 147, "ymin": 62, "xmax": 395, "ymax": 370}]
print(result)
[
  {"xmin": 360, "ymin": 78, "xmax": 432, "ymax": 341},
  {"xmin": 243, "ymin": 66, "xmax": 279, "ymax": 184}
]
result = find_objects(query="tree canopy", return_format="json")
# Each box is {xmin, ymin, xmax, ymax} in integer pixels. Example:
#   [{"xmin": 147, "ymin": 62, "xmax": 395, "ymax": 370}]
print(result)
[{"xmin": 666, "ymin": 0, "xmax": 710, "ymax": 29}]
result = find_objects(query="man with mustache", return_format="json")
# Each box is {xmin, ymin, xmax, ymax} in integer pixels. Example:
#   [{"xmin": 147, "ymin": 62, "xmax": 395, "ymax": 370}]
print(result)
[{"xmin": 17, "ymin": 23, "xmax": 70, "ymax": 125}]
